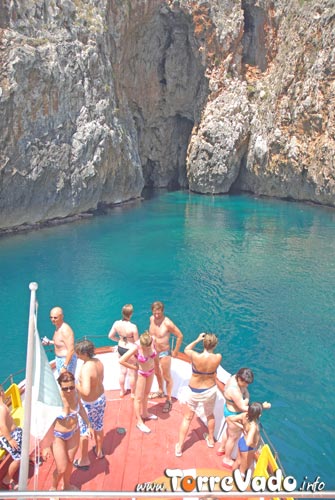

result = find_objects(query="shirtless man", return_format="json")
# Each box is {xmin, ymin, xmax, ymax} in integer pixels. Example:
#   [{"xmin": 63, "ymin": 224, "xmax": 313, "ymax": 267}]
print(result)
[
  {"xmin": 149, "ymin": 301, "xmax": 183, "ymax": 413},
  {"xmin": 42, "ymin": 307, "xmax": 77, "ymax": 375},
  {"xmin": 0, "ymin": 385, "xmax": 22, "ymax": 490},
  {"xmin": 74, "ymin": 340, "xmax": 106, "ymax": 468}
]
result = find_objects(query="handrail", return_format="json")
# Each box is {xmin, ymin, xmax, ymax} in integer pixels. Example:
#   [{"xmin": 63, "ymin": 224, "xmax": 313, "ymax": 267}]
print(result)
[
  {"xmin": 259, "ymin": 422, "xmax": 288, "ymax": 477},
  {"xmin": 0, "ymin": 491, "xmax": 334, "ymax": 499},
  {"xmin": 1, "ymin": 335, "xmax": 203, "ymax": 388}
]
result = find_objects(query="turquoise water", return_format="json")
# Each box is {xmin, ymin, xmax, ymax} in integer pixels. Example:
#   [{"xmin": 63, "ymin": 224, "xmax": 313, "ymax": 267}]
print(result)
[{"xmin": 0, "ymin": 191, "xmax": 334, "ymax": 490}]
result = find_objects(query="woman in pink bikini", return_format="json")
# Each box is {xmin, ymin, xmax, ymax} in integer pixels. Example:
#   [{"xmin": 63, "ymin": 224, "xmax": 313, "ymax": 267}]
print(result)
[{"xmin": 119, "ymin": 331, "xmax": 158, "ymax": 433}]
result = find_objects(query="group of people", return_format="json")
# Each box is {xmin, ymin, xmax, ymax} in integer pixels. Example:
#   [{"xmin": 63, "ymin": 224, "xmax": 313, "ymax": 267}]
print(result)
[
  {"xmin": 43, "ymin": 308, "xmax": 106, "ymax": 490},
  {"xmin": 0, "ymin": 301, "xmax": 270, "ymax": 491},
  {"xmin": 108, "ymin": 301, "xmax": 183, "ymax": 432},
  {"xmin": 109, "ymin": 301, "xmax": 271, "ymax": 476}
]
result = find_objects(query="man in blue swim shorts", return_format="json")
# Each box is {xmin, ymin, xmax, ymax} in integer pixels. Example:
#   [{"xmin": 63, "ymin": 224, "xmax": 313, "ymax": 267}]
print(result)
[
  {"xmin": 0, "ymin": 385, "xmax": 22, "ymax": 490},
  {"xmin": 74, "ymin": 340, "xmax": 106, "ymax": 469},
  {"xmin": 42, "ymin": 306, "xmax": 77, "ymax": 375},
  {"xmin": 149, "ymin": 301, "xmax": 183, "ymax": 413}
]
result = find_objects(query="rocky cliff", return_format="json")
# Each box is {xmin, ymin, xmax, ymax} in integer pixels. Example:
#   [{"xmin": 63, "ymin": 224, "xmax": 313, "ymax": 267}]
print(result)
[{"xmin": 0, "ymin": 0, "xmax": 334, "ymax": 231}]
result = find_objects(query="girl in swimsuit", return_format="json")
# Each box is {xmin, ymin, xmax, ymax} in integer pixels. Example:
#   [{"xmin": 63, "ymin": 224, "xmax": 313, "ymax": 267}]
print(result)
[
  {"xmin": 229, "ymin": 401, "xmax": 271, "ymax": 476},
  {"xmin": 175, "ymin": 332, "xmax": 222, "ymax": 456},
  {"xmin": 51, "ymin": 371, "xmax": 93, "ymax": 491},
  {"xmin": 119, "ymin": 331, "xmax": 158, "ymax": 433},
  {"xmin": 108, "ymin": 304, "xmax": 139, "ymax": 397}
]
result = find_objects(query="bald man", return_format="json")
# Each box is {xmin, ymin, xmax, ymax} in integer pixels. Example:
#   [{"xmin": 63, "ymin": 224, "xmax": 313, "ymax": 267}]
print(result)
[{"xmin": 42, "ymin": 307, "xmax": 77, "ymax": 375}]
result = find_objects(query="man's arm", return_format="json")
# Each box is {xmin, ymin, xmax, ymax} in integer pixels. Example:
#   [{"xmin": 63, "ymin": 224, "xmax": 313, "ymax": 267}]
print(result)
[
  {"xmin": 167, "ymin": 318, "xmax": 184, "ymax": 357},
  {"xmin": 61, "ymin": 325, "xmax": 75, "ymax": 369}
]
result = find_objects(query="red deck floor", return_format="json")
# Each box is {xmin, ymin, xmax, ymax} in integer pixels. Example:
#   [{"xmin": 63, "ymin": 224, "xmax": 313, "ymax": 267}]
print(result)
[{"xmin": 26, "ymin": 389, "xmax": 238, "ymax": 497}]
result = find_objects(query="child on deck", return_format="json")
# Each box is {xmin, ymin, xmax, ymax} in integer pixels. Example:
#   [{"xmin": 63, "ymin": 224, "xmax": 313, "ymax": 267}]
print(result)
[{"xmin": 229, "ymin": 401, "xmax": 271, "ymax": 477}]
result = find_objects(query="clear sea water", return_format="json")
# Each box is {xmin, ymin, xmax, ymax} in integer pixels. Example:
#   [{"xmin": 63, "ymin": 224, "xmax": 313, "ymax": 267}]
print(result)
[{"xmin": 0, "ymin": 191, "xmax": 334, "ymax": 491}]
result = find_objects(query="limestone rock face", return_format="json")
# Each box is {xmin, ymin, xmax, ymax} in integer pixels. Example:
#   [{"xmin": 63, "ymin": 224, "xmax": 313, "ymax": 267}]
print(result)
[
  {"xmin": 0, "ymin": 0, "xmax": 144, "ymax": 229},
  {"xmin": 187, "ymin": 79, "xmax": 251, "ymax": 194},
  {"xmin": 187, "ymin": 0, "xmax": 335, "ymax": 203},
  {"xmin": 0, "ymin": 0, "xmax": 334, "ymax": 231}
]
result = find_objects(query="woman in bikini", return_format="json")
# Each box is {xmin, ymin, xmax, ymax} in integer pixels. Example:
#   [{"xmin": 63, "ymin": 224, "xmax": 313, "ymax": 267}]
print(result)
[
  {"xmin": 51, "ymin": 371, "xmax": 93, "ymax": 491},
  {"xmin": 229, "ymin": 401, "xmax": 271, "ymax": 476},
  {"xmin": 108, "ymin": 304, "xmax": 139, "ymax": 397},
  {"xmin": 119, "ymin": 331, "xmax": 158, "ymax": 433},
  {"xmin": 217, "ymin": 367, "xmax": 254, "ymax": 469},
  {"xmin": 175, "ymin": 332, "xmax": 222, "ymax": 457}
]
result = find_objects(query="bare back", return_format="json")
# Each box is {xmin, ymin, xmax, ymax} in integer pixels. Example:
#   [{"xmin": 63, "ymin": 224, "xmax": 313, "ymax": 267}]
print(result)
[
  {"xmin": 242, "ymin": 415, "xmax": 260, "ymax": 448},
  {"xmin": 0, "ymin": 402, "xmax": 16, "ymax": 436},
  {"xmin": 77, "ymin": 358, "xmax": 104, "ymax": 402},
  {"xmin": 189, "ymin": 351, "xmax": 222, "ymax": 389},
  {"xmin": 109, "ymin": 319, "xmax": 138, "ymax": 349}
]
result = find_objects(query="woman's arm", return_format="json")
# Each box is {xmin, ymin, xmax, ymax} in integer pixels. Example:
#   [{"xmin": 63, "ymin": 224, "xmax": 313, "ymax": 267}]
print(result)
[
  {"xmin": 119, "ymin": 345, "xmax": 138, "ymax": 370},
  {"xmin": 133, "ymin": 325, "xmax": 139, "ymax": 342},
  {"xmin": 225, "ymin": 411, "xmax": 246, "ymax": 429},
  {"xmin": 108, "ymin": 321, "xmax": 119, "ymax": 342},
  {"xmin": 184, "ymin": 333, "xmax": 206, "ymax": 358},
  {"xmin": 229, "ymin": 388, "xmax": 249, "ymax": 412}
]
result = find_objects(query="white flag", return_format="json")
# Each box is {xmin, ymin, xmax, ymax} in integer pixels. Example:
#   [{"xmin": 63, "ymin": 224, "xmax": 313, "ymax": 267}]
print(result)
[{"xmin": 30, "ymin": 323, "xmax": 63, "ymax": 440}]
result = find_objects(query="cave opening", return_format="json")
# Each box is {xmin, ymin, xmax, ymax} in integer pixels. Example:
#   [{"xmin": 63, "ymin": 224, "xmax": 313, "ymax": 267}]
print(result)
[{"xmin": 116, "ymin": 6, "xmax": 209, "ymax": 191}]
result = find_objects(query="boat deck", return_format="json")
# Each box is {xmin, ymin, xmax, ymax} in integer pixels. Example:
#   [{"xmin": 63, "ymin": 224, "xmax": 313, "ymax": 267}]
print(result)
[{"xmin": 27, "ymin": 388, "xmax": 237, "ymax": 497}]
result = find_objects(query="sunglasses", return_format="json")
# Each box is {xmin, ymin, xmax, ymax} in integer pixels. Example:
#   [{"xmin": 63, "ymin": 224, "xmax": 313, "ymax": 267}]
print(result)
[{"xmin": 61, "ymin": 385, "xmax": 75, "ymax": 392}]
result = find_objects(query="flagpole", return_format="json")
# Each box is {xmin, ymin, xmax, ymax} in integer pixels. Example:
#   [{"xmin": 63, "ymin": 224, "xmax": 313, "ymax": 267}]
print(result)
[{"xmin": 18, "ymin": 282, "xmax": 38, "ymax": 491}]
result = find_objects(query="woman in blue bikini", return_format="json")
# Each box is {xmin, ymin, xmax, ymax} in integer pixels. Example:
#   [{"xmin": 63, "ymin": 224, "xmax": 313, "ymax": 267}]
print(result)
[
  {"xmin": 119, "ymin": 331, "xmax": 158, "ymax": 433},
  {"xmin": 50, "ymin": 371, "xmax": 93, "ymax": 491}
]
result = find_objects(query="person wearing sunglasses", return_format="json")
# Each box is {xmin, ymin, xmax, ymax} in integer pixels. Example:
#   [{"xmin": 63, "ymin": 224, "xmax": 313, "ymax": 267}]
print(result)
[{"xmin": 50, "ymin": 371, "xmax": 93, "ymax": 491}]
